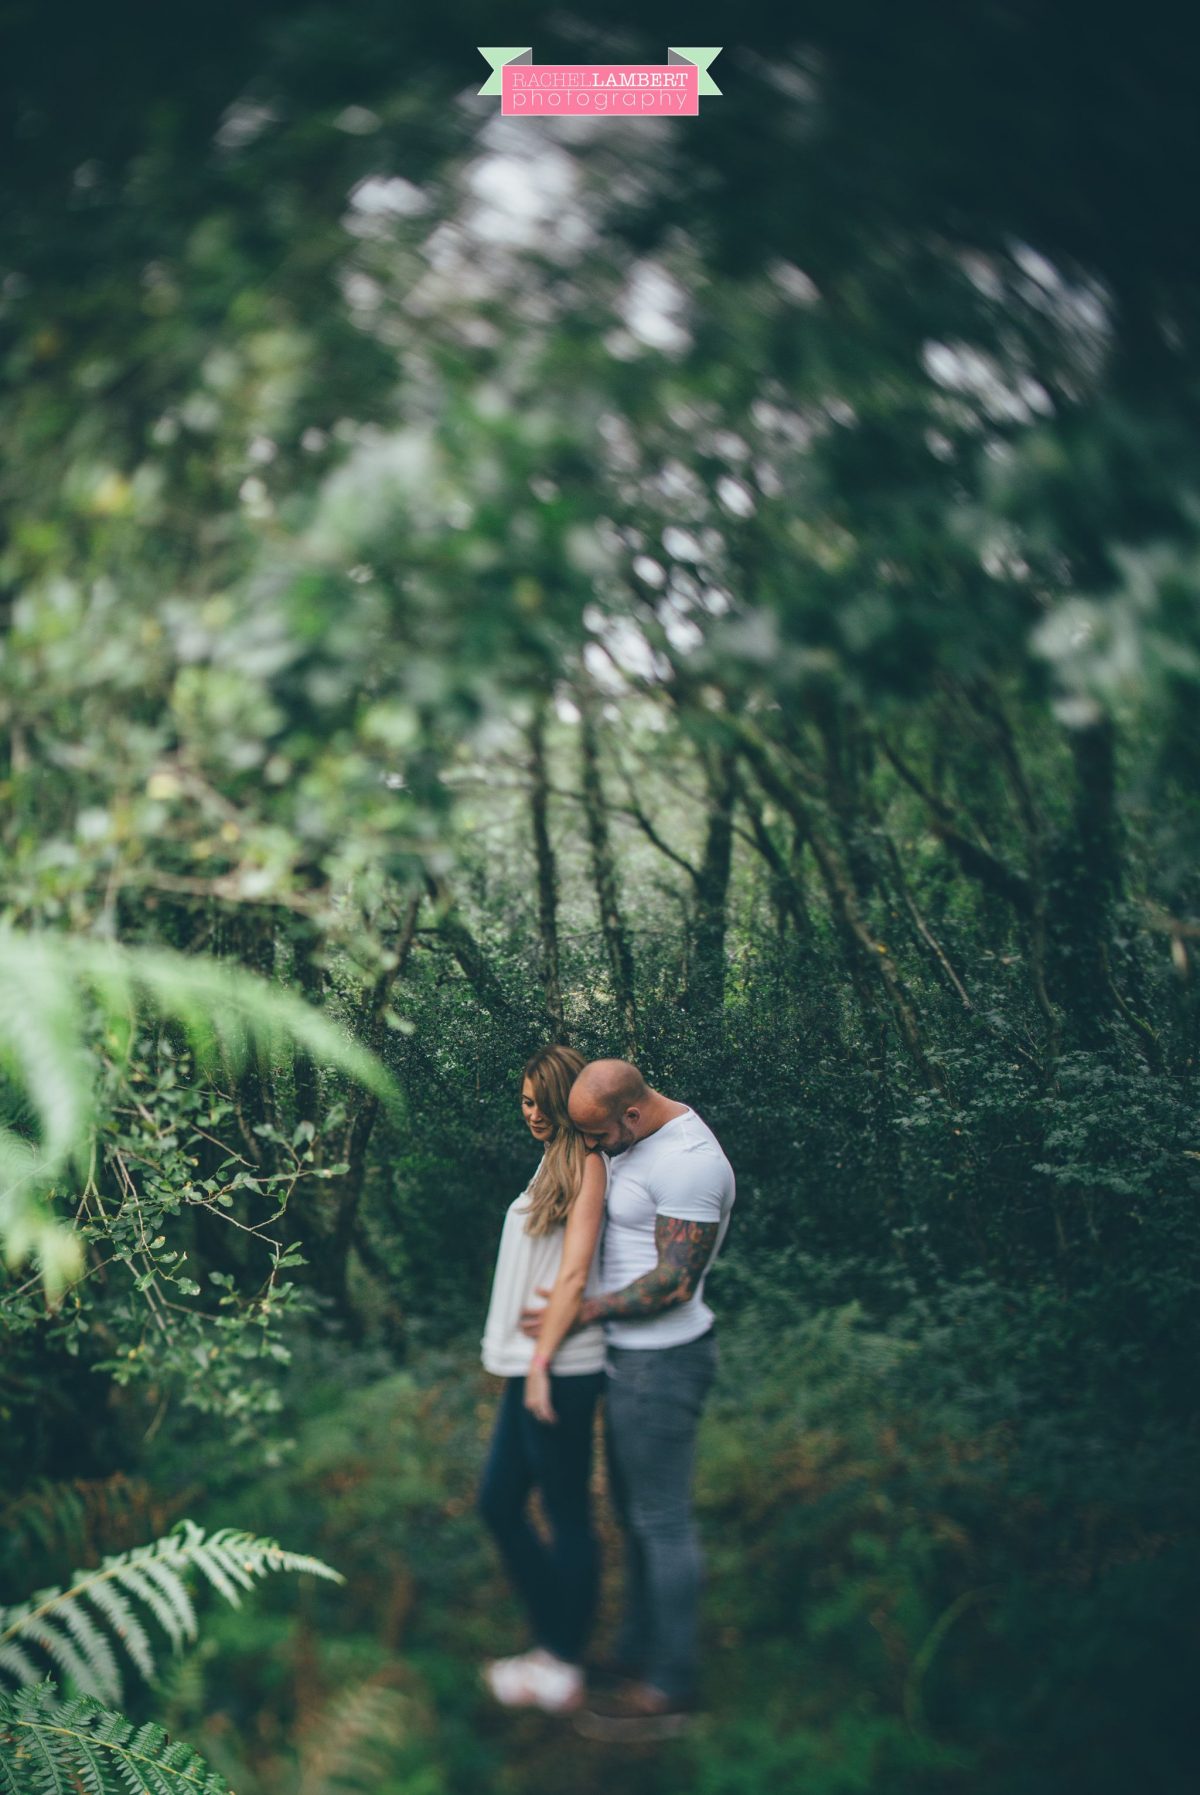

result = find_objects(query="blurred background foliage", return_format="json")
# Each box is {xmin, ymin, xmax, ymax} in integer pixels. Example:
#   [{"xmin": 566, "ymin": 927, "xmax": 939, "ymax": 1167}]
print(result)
[{"xmin": 2, "ymin": 2, "xmax": 1199, "ymax": 1790}]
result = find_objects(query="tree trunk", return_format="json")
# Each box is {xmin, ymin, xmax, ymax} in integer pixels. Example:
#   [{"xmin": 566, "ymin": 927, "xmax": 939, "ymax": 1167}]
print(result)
[
  {"xmin": 527, "ymin": 703, "xmax": 567, "ymax": 1042},
  {"xmin": 577, "ymin": 682, "xmax": 639, "ymax": 1057},
  {"xmin": 814, "ymin": 694, "xmax": 880, "ymax": 901},
  {"xmin": 685, "ymin": 743, "xmax": 738, "ymax": 1025},
  {"xmin": 288, "ymin": 912, "xmax": 325, "ymax": 1130},
  {"xmin": 315, "ymin": 893, "xmax": 421, "ymax": 1333},
  {"xmin": 739, "ymin": 776, "xmax": 812, "ymax": 940},
  {"xmin": 1045, "ymin": 712, "xmax": 1129, "ymax": 1053}
]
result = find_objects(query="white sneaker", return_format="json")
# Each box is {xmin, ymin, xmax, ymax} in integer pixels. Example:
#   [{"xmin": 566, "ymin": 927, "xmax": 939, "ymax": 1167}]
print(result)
[
  {"xmin": 483, "ymin": 1648, "xmax": 584, "ymax": 1713},
  {"xmin": 483, "ymin": 1648, "xmax": 547, "ymax": 1702}
]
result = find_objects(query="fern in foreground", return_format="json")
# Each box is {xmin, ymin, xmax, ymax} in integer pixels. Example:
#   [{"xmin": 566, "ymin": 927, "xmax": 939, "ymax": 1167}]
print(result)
[
  {"xmin": 0, "ymin": 1681, "xmax": 231, "ymax": 1795},
  {"xmin": 0, "ymin": 1521, "xmax": 342, "ymax": 1707},
  {"xmin": 0, "ymin": 928, "xmax": 404, "ymax": 1290}
]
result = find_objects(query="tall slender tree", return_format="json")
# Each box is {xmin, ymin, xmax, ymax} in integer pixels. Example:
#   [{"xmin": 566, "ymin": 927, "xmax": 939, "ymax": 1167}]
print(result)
[
  {"xmin": 576, "ymin": 681, "xmax": 639, "ymax": 1058},
  {"xmin": 527, "ymin": 704, "xmax": 566, "ymax": 1043}
]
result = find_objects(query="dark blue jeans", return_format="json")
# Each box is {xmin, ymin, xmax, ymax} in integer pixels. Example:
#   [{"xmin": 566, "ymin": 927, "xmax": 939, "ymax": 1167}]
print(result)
[
  {"xmin": 604, "ymin": 1328, "xmax": 719, "ymax": 1704},
  {"xmin": 478, "ymin": 1370, "xmax": 606, "ymax": 1664}
]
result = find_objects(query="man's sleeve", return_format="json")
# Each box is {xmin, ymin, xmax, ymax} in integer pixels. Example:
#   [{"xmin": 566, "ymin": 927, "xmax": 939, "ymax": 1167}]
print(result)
[{"xmin": 652, "ymin": 1148, "xmax": 731, "ymax": 1224}]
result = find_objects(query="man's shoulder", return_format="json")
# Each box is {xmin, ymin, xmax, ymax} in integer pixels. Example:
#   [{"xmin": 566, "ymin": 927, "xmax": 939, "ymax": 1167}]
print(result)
[
  {"xmin": 664, "ymin": 1107, "xmax": 727, "ymax": 1156},
  {"xmin": 645, "ymin": 1112, "xmax": 733, "ymax": 1184}
]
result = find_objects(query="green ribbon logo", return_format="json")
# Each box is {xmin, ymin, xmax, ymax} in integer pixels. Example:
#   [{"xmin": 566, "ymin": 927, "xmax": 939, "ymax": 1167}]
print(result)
[
  {"xmin": 477, "ymin": 48, "xmax": 533, "ymax": 96},
  {"xmin": 667, "ymin": 48, "xmax": 723, "ymax": 95}
]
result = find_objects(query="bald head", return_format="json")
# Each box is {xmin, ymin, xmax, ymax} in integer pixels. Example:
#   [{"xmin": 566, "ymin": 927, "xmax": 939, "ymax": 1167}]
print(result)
[
  {"xmin": 569, "ymin": 1058, "xmax": 651, "ymax": 1153},
  {"xmin": 573, "ymin": 1059, "xmax": 648, "ymax": 1114}
]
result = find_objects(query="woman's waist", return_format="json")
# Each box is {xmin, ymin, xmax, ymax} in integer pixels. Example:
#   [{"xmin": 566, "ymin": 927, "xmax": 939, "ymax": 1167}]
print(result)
[{"xmin": 481, "ymin": 1321, "xmax": 606, "ymax": 1373}]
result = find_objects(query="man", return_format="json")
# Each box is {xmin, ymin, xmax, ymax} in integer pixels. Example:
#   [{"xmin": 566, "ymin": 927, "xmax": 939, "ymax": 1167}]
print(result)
[{"xmin": 522, "ymin": 1058, "xmax": 736, "ymax": 1741}]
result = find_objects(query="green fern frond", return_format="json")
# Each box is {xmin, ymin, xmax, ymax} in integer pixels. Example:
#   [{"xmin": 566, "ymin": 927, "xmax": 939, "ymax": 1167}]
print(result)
[
  {"xmin": 34, "ymin": 1596, "xmax": 122, "ymax": 1704},
  {"xmin": 0, "ymin": 929, "xmax": 405, "ymax": 1291},
  {"xmin": 0, "ymin": 1682, "xmax": 231, "ymax": 1795},
  {"xmin": 297, "ymin": 1679, "xmax": 414, "ymax": 1795},
  {"xmin": 83, "ymin": 1580, "xmax": 155, "ymax": 1686},
  {"xmin": 0, "ymin": 1522, "xmax": 342, "ymax": 1706},
  {"xmin": 0, "ymin": 1646, "xmax": 39, "ymax": 1687},
  {"xmin": 3, "ymin": 1613, "xmax": 100, "ymax": 1705},
  {"xmin": 123, "ymin": 1563, "xmax": 195, "ymax": 1652}
]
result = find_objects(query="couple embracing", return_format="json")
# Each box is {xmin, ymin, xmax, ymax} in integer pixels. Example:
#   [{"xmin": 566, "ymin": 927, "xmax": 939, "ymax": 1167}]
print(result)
[{"xmin": 479, "ymin": 1045, "xmax": 736, "ymax": 1742}]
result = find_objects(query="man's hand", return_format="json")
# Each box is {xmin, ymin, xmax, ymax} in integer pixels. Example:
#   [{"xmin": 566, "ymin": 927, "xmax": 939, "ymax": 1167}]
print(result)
[
  {"xmin": 518, "ymin": 1288, "xmax": 553, "ymax": 1339},
  {"xmin": 520, "ymin": 1289, "xmax": 602, "ymax": 1339}
]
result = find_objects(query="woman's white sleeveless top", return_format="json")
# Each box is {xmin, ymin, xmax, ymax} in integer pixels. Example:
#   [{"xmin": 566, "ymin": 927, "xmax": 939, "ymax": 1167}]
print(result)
[{"xmin": 480, "ymin": 1166, "xmax": 607, "ymax": 1377}]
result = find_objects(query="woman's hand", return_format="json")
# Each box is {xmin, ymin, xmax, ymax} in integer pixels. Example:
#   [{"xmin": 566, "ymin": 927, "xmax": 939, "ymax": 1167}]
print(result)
[{"xmin": 524, "ymin": 1360, "xmax": 558, "ymax": 1425}]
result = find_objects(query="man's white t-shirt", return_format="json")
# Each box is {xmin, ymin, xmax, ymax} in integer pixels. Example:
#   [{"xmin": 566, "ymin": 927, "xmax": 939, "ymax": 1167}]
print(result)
[{"xmin": 600, "ymin": 1107, "xmax": 735, "ymax": 1350}]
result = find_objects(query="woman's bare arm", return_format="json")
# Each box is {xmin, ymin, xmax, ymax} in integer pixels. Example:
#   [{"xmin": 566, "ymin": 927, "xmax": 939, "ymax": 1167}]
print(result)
[
  {"xmin": 531, "ymin": 1152, "xmax": 606, "ymax": 1365},
  {"xmin": 523, "ymin": 1152, "xmax": 606, "ymax": 1422}
]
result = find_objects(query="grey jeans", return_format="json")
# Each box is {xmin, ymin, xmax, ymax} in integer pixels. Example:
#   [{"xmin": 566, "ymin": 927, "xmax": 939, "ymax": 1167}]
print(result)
[{"xmin": 603, "ymin": 1328, "xmax": 719, "ymax": 1703}]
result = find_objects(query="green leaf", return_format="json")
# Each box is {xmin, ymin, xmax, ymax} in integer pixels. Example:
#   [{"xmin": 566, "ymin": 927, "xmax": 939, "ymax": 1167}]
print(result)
[{"xmin": 0, "ymin": 929, "xmax": 404, "ymax": 1291}]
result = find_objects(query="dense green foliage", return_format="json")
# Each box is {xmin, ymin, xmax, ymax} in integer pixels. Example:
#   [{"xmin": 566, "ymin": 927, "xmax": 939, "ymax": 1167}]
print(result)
[{"xmin": 3, "ymin": 2, "xmax": 1198, "ymax": 1790}]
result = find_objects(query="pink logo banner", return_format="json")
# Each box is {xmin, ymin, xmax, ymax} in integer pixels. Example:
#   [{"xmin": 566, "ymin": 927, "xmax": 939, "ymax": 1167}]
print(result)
[
  {"xmin": 477, "ymin": 49, "xmax": 722, "ymax": 119},
  {"xmin": 505, "ymin": 64, "xmax": 698, "ymax": 116}
]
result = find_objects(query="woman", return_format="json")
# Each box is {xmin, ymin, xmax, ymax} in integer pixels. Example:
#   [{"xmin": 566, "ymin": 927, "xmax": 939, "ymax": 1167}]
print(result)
[{"xmin": 478, "ymin": 1043, "xmax": 608, "ymax": 1715}]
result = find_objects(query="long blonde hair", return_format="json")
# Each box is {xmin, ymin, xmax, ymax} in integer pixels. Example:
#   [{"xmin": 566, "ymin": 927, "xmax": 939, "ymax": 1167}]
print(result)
[{"xmin": 522, "ymin": 1044, "xmax": 588, "ymax": 1237}]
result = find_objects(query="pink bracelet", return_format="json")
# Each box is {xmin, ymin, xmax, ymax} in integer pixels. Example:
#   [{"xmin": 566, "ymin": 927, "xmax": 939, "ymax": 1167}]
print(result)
[{"xmin": 532, "ymin": 1351, "xmax": 551, "ymax": 1372}]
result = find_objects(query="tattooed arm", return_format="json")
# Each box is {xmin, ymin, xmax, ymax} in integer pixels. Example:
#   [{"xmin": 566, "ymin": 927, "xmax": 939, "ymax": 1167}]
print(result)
[
  {"xmin": 519, "ymin": 1214, "xmax": 721, "ymax": 1339},
  {"xmin": 575, "ymin": 1215, "xmax": 719, "ymax": 1328}
]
